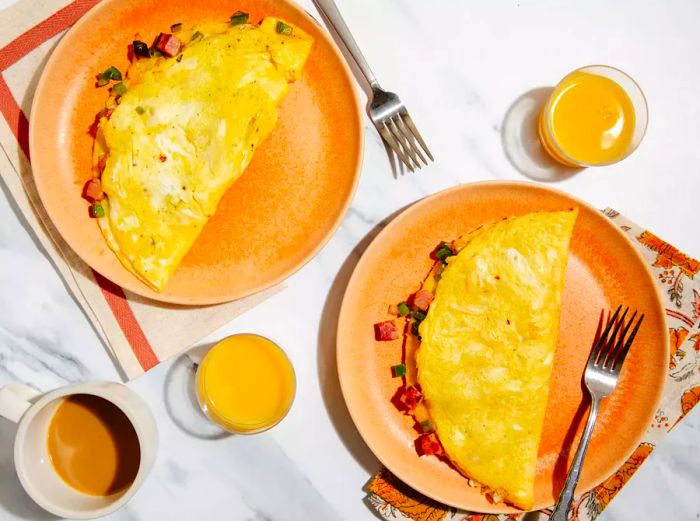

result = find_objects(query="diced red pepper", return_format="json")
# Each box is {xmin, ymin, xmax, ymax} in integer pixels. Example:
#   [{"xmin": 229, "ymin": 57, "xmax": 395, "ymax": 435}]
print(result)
[
  {"xmin": 374, "ymin": 320, "xmax": 398, "ymax": 341},
  {"xmin": 101, "ymin": 108, "xmax": 114, "ymax": 120},
  {"xmin": 413, "ymin": 290, "xmax": 434, "ymax": 311},
  {"xmin": 398, "ymin": 385, "xmax": 423, "ymax": 410},
  {"xmin": 418, "ymin": 432, "xmax": 444, "ymax": 457},
  {"xmin": 97, "ymin": 155, "xmax": 108, "ymax": 174},
  {"xmin": 155, "ymin": 33, "xmax": 182, "ymax": 57},
  {"xmin": 83, "ymin": 178, "xmax": 104, "ymax": 201}
]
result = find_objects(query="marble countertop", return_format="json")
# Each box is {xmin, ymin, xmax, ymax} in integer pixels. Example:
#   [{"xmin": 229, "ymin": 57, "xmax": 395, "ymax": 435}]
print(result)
[{"xmin": 1, "ymin": 0, "xmax": 700, "ymax": 519}]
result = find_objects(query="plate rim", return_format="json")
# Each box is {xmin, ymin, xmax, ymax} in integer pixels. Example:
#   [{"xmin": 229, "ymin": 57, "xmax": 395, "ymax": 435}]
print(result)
[
  {"xmin": 28, "ymin": 0, "xmax": 365, "ymax": 306},
  {"xmin": 336, "ymin": 180, "xmax": 668, "ymax": 513}
]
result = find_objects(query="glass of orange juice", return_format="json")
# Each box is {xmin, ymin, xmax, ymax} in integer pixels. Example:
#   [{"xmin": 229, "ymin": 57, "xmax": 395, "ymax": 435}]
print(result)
[
  {"xmin": 195, "ymin": 334, "xmax": 296, "ymax": 434},
  {"xmin": 538, "ymin": 65, "xmax": 648, "ymax": 168}
]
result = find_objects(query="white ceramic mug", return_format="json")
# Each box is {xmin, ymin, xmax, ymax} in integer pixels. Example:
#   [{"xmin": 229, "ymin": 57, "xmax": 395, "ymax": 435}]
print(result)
[{"xmin": 0, "ymin": 381, "xmax": 158, "ymax": 519}]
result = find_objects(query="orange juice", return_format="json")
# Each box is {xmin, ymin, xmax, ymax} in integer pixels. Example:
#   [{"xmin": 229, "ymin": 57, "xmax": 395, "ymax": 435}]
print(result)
[
  {"xmin": 196, "ymin": 334, "xmax": 295, "ymax": 433},
  {"xmin": 539, "ymin": 70, "xmax": 637, "ymax": 166}
]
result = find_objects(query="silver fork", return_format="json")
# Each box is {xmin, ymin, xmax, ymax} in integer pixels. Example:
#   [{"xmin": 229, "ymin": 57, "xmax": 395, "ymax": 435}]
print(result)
[
  {"xmin": 550, "ymin": 306, "xmax": 644, "ymax": 521},
  {"xmin": 312, "ymin": 0, "xmax": 433, "ymax": 172}
]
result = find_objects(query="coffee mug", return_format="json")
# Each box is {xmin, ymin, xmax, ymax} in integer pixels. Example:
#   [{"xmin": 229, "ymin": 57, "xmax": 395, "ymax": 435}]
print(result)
[{"xmin": 0, "ymin": 381, "xmax": 158, "ymax": 519}]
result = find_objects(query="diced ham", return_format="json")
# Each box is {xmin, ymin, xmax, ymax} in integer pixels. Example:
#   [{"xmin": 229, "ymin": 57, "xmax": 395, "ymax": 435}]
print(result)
[
  {"xmin": 398, "ymin": 385, "xmax": 423, "ymax": 410},
  {"xmin": 413, "ymin": 290, "xmax": 434, "ymax": 311},
  {"xmin": 155, "ymin": 33, "xmax": 182, "ymax": 57},
  {"xmin": 418, "ymin": 432, "xmax": 444, "ymax": 457},
  {"xmin": 374, "ymin": 320, "xmax": 398, "ymax": 341},
  {"xmin": 83, "ymin": 178, "xmax": 104, "ymax": 201}
]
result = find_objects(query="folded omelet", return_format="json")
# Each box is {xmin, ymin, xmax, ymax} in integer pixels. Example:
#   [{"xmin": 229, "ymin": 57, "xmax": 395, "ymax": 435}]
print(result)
[
  {"xmin": 93, "ymin": 18, "xmax": 313, "ymax": 290},
  {"xmin": 417, "ymin": 209, "xmax": 578, "ymax": 510}
]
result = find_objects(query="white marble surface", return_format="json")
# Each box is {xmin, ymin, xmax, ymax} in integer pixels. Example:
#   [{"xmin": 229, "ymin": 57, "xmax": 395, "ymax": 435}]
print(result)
[{"xmin": 1, "ymin": 0, "xmax": 700, "ymax": 519}]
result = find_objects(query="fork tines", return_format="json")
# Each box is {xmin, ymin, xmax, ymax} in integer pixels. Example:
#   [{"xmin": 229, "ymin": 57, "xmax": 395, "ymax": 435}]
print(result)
[
  {"xmin": 379, "ymin": 111, "xmax": 433, "ymax": 173},
  {"xmin": 589, "ymin": 305, "xmax": 645, "ymax": 373}
]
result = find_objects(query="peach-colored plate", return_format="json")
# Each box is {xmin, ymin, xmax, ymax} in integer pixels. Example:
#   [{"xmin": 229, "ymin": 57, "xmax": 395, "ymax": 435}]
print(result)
[
  {"xmin": 337, "ymin": 181, "xmax": 668, "ymax": 513},
  {"xmin": 30, "ymin": 0, "xmax": 363, "ymax": 305}
]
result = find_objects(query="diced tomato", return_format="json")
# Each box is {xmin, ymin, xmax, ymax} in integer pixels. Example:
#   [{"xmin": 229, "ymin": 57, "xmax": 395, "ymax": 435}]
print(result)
[
  {"xmin": 413, "ymin": 290, "xmax": 434, "ymax": 311},
  {"xmin": 155, "ymin": 33, "xmax": 182, "ymax": 57},
  {"xmin": 398, "ymin": 385, "xmax": 423, "ymax": 410},
  {"xmin": 374, "ymin": 320, "xmax": 398, "ymax": 341},
  {"xmin": 418, "ymin": 432, "xmax": 444, "ymax": 457},
  {"xmin": 101, "ymin": 108, "xmax": 114, "ymax": 120},
  {"xmin": 83, "ymin": 178, "xmax": 104, "ymax": 201}
]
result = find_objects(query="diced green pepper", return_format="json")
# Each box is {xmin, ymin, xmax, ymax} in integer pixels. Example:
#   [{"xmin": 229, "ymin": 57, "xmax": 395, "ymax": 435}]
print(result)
[
  {"xmin": 391, "ymin": 364, "xmax": 406, "ymax": 378},
  {"xmin": 170, "ymin": 22, "xmax": 183, "ymax": 32},
  {"xmin": 411, "ymin": 320, "xmax": 421, "ymax": 337},
  {"xmin": 397, "ymin": 302, "xmax": 410, "ymax": 317},
  {"xmin": 230, "ymin": 11, "xmax": 249, "ymax": 25},
  {"xmin": 420, "ymin": 420, "xmax": 434, "ymax": 433},
  {"xmin": 112, "ymin": 82, "xmax": 127, "ymax": 96},
  {"xmin": 434, "ymin": 242, "xmax": 455, "ymax": 262},
  {"xmin": 411, "ymin": 310, "xmax": 426, "ymax": 321},
  {"xmin": 276, "ymin": 20, "xmax": 293, "ymax": 35},
  {"xmin": 190, "ymin": 30, "xmax": 204, "ymax": 42},
  {"xmin": 90, "ymin": 203, "xmax": 105, "ymax": 218},
  {"xmin": 99, "ymin": 66, "xmax": 122, "ymax": 81}
]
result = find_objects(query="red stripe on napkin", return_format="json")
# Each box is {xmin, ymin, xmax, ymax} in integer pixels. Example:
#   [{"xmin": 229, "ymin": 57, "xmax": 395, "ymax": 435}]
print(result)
[
  {"xmin": 0, "ymin": 75, "xmax": 30, "ymax": 158},
  {"xmin": 92, "ymin": 271, "xmax": 159, "ymax": 372},
  {"xmin": 0, "ymin": 0, "xmax": 160, "ymax": 373},
  {"xmin": 0, "ymin": 0, "xmax": 100, "ymax": 71}
]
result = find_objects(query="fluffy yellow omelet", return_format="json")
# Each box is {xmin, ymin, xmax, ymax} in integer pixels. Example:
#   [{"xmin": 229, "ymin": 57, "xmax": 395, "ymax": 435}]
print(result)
[
  {"xmin": 92, "ymin": 18, "xmax": 313, "ymax": 290},
  {"xmin": 417, "ymin": 209, "xmax": 578, "ymax": 510}
]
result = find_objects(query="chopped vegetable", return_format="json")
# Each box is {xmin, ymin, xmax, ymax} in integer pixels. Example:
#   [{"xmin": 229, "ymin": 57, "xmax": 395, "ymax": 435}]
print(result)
[
  {"xmin": 112, "ymin": 82, "xmax": 127, "ymax": 96},
  {"xmin": 170, "ymin": 22, "xmax": 182, "ymax": 33},
  {"xmin": 89, "ymin": 203, "xmax": 105, "ymax": 218},
  {"xmin": 155, "ymin": 33, "xmax": 182, "ymax": 57},
  {"xmin": 83, "ymin": 178, "xmax": 103, "ymax": 201},
  {"xmin": 230, "ymin": 11, "xmax": 249, "ymax": 25},
  {"xmin": 133, "ymin": 40, "xmax": 150, "ymax": 58},
  {"xmin": 433, "ymin": 241, "xmax": 456, "ymax": 262},
  {"xmin": 391, "ymin": 364, "xmax": 406, "ymax": 378},
  {"xmin": 413, "ymin": 290, "xmax": 434, "ymax": 311},
  {"xmin": 176, "ymin": 54, "xmax": 184, "ymax": 63},
  {"xmin": 388, "ymin": 303, "xmax": 399, "ymax": 315},
  {"xmin": 398, "ymin": 385, "xmax": 423, "ymax": 410},
  {"xmin": 135, "ymin": 106, "xmax": 145, "ymax": 115},
  {"xmin": 397, "ymin": 302, "xmax": 410, "ymax": 316},
  {"xmin": 150, "ymin": 48, "xmax": 164, "ymax": 57},
  {"xmin": 375, "ymin": 320, "xmax": 398, "ymax": 341},
  {"xmin": 419, "ymin": 420, "xmax": 434, "ymax": 433},
  {"xmin": 411, "ymin": 310, "xmax": 426, "ymax": 321},
  {"xmin": 410, "ymin": 320, "xmax": 421, "ymax": 337},
  {"xmin": 96, "ymin": 65, "xmax": 122, "ymax": 87},
  {"xmin": 276, "ymin": 20, "xmax": 293, "ymax": 35},
  {"xmin": 418, "ymin": 432, "xmax": 444, "ymax": 456},
  {"xmin": 190, "ymin": 30, "xmax": 204, "ymax": 42},
  {"xmin": 97, "ymin": 154, "xmax": 108, "ymax": 174}
]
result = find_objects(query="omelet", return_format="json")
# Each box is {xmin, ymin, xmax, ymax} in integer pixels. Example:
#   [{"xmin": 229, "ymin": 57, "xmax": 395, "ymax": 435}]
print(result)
[
  {"xmin": 92, "ymin": 18, "xmax": 313, "ymax": 290},
  {"xmin": 417, "ymin": 209, "xmax": 578, "ymax": 510}
]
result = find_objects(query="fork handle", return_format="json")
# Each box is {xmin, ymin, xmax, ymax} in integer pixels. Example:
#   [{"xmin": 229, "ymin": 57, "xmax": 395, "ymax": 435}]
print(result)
[
  {"xmin": 550, "ymin": 398, "xmax": 601, "ymax": 521},
  {"xmin": 312, "ymin": 0, "xmax": 380, "ymax": 89}
]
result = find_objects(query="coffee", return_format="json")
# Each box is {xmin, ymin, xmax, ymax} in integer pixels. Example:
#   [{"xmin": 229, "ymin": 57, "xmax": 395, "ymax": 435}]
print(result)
[{"xmin": 47, "ymin": 394, "xmax": 140, "ymax": 496}]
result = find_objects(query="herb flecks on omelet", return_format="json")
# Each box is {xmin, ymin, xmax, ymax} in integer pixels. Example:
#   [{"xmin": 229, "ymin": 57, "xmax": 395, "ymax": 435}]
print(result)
[
  {"xmin": 416, "ymin": 209, "xmax": 578, "ymax": 510},
  {"xmin": 90, "ymin": 17, "xmax": 313, "ymax": 291}
]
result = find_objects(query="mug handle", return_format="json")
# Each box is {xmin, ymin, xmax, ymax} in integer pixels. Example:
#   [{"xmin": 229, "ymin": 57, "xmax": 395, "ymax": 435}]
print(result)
[{"xmin": 0, "ymin": 384, "xmax": 41, "ymax": 423}]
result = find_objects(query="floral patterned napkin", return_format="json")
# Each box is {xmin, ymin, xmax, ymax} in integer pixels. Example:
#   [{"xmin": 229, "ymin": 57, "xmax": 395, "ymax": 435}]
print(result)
[{"xmin": 366, "ymin": 208, "xmax": 700, "ymax": 521}]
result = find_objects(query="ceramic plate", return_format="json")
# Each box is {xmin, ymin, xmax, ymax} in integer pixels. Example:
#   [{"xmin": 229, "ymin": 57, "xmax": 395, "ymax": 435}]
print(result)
[
  {"xmin": 30, "ymin": 0, "xmax": 363, "ymax": 305},
  {"xmin": 337, "ymin": 181, "xmax": 668, "ymax": 513}
]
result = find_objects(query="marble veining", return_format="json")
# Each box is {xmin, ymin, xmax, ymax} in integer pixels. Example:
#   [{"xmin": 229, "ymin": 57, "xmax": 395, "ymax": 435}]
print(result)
[{"xmin": 1, "ymin": 0, "xmax": 700, "ymax": 520}]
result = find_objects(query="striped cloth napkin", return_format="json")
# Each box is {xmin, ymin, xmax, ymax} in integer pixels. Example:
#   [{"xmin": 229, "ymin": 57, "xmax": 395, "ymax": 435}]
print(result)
[
  {"xmin": 0, "ymin": 0, "xmax": 281, "ymax": 380},
  {"xmin": 366, "ymin": 209, "xmax": 700, "ymax": 521}
]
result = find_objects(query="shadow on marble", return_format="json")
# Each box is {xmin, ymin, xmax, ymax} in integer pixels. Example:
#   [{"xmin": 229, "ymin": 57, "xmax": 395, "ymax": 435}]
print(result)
[
  {"xmin": 501, "ymin": 87, "xmax": 583, "ymax": 182},
  {"xmin": 162, "ymin": 353, "xmax": 231, "ymax": 440},
  {"xmin": 317, "ymin": 212, "xmax": 413, "ymax": 476},
  {"xmin": 0, "ymin": 418, "xmax": 57, "ymax": 520}
]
